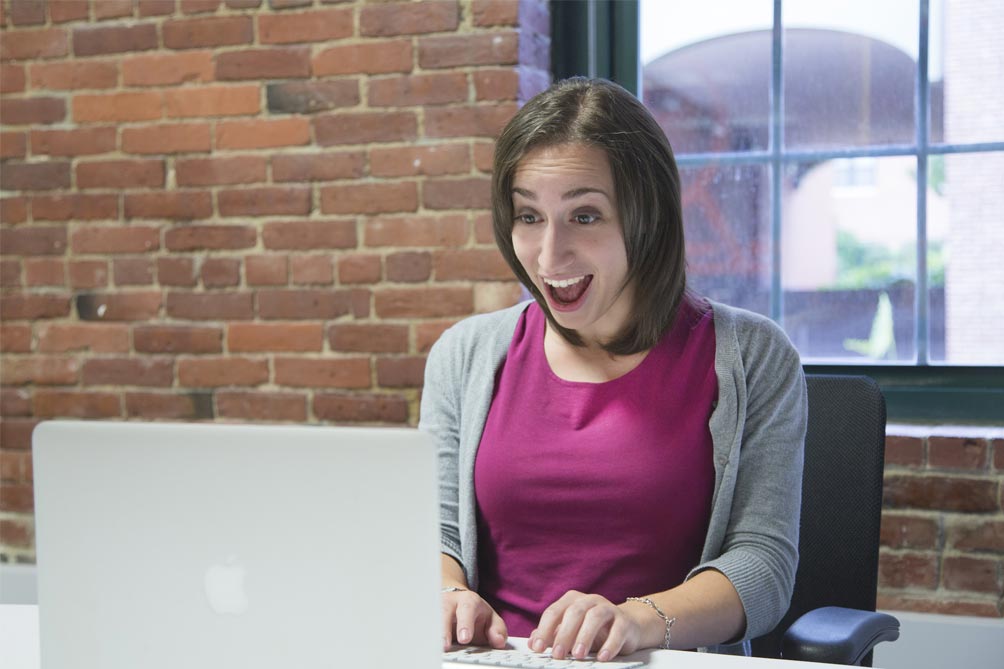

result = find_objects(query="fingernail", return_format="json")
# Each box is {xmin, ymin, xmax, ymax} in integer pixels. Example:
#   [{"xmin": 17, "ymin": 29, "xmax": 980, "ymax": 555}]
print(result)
[
  {"xmin": 573, "ymin": 643, "xmax": 586, "ymax": 658},
  {"xmin": 552, "ymin": 644, "xmax": 565, "ymax": 659},
  {"xmin": 598, "ymin": 649, "xmax": 612, "ymax": 662},
  {"xmin": 458, "ymin": 628, "xmax": 471, "ymax": 644},
  {"xmin": 530, "ymin": 638, "xmax": 544, "ymax": 653}
]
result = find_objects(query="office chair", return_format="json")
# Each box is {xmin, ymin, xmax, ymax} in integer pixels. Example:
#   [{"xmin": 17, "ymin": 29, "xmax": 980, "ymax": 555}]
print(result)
[{"xmin": 750, "ymin": 374, "xmax": 900, "ymax": 665}]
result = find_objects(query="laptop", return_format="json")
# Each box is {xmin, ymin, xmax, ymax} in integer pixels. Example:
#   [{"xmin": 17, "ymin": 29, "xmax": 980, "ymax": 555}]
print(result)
[{"xmin": 32, "ymin": 420, "xmax": 441, "ymax": 669}]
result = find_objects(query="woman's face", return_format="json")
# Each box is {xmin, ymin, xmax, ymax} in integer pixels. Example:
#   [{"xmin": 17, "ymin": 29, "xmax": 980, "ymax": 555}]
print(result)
[{"xmin": 511, "ymin": 143, "xmax": 633, "ymax": 347}]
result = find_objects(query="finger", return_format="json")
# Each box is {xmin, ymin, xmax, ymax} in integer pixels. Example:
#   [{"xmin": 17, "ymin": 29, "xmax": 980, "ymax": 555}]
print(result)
[
  {"xmin": 485, "ymin": 611, "xmax": 509, "ymax": 649},
  {"xmin": 553, "ymin": 595, "xmax": 609, "ymax": 659},
  {"xmin": 529, "ymin": 590, "xmax": 578, "ymax": 653},
  {"xmin": 597, "ymin": 615, "xmax": 634, "ymax": 662},
  {"xmin": 571, "ymin": 605, "xmax": 617, "ymax": 660},
  {"xmin": 453, "ymin": 595, "xmax": 484, "ymax": 645}
]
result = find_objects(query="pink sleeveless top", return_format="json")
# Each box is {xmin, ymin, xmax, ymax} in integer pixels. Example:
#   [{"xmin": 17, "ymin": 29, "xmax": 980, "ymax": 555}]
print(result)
[{"xmin": 474, "ymin": 300, "xmax": 717, "ymax": 636}]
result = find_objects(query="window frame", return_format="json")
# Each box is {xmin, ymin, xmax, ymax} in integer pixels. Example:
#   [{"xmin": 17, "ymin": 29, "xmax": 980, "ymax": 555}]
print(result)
[{"xmin": 551, "ymin": 0, "xmax": 1004, "ymax": 424}]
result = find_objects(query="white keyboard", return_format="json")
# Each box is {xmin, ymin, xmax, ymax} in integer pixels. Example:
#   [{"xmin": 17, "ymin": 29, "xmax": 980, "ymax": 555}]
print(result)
[{"xmin": 443, "ymin": 646, "xmax": 645, "ymax": 668}]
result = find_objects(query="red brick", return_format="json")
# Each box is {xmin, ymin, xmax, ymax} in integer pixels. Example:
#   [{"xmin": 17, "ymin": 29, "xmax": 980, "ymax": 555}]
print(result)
[
  {"xmin": 472, "ymin": 0, "xmax": 518, "ymax": 26},
  {"xmin": 387, "ymin": 251, "xmax": 432, "ymax": 282},
  {"xmin": 166, "ymin": 292, "xmax": 254, "ymax": 320},
  {"xmin": 163, "ymin": 16, "xmax": 253, "ymax": 49},
  {"xmin": 0, "ymin": 519, "xmax": 32, "ymax": 547},
  {"xmin": 313, "ymin": 40, "xmax": 412, "ymax": 76},
  {"xmin": 0, "ymin": 64, "xmax": 26, "ymax": 93},
  {"xmin": 947, "ymin": 520, "xmax": 1004, "ymax": 553},
  {"xmin": 178, "ymin": 357, "xmax": 268, "ymax": 387},
  {"xmin": 226, "ymin": 0, "xmax": 264, "ymax": 6},
  {"xmin": 24, "ymin": 257, "xmax": 65, "ymax": 286},
  {"xmin": 360, "ymin": 1, "xmax": 459, "ymax": 37},
  {"xmin": 419, "ymin": 32, "xmax": 518, "ymax": 69},
  {"xmin": 0, "ymin": 96, "xmax": 66, "ymax": 125},
  {"xmin": 30, "ymin": 127, "xmax": 117, "ymax": 156},
  {"xmin": 0, "ymin": 417, "xmax": 39, "ymax": 450},
  {"xmin": 1, "ymin": 356, "xmax": 80, "ymax": 385},
  {"xmin": 122, "ymin": 51, "xmax": 214, "ymax": 86},
  {"xmin": 416, "ymin": 320, "xmax": 456, "ymax": 352},
  {"xmin": 157, "ymin": 257, "xmax": 197, "ymax": 287},
  {"xmin": 274, "ymin": 357, "xmax": 370, "ymax": 389},
  {"xmin": 0, "ymin": 293, "xmax": 71, "ymax": 320},
  {"xmin": 77, "ymin": 159, "xmax": 165, "ymax": 189},
  {"xmin": 228, "ymin": 322, "xmax": 323, "ymax": 352},
  {"xmin": 139, "ymin": 0, "xmax": 177, "ymax": 16},
  {"xmin": 375, "ymin": 287, "xmax": 472, "ymax": 318},
  {"xmin": 83, "ymin": 358, "xmax": 174, "ymax": 387},
  {"xmin": 218, "ymin": 187, "xmax": 311, "ymax": 217},
  {"xmin": 313, "ymin": 392, "xmax": 409, "ymax": 424},
  {"xmin": 51, "ymin": 0, "xmax": 90, "ymax": 22},
  {"xmin": 369, "ymin": 72, "xmax": 468, "ymax": 107},
  {"xmin": 272, "ymin": 151, "xmax": 365, "ymax": 182},
  {"xmin": 37, "ymin": 323, "xmax": 130, "ymax": 353},
  {"xmin": 164, "ymin": 85, "xmax": 260, "ymax": 118},
  {"xmin": 68, "ymin": 260, "xmax": 109, "ymax": 289},
  {"xmin": 32, "ymin": 193, "xmax": 116, "ymax": 221},
  {"xmin": 0, "ymin": 161, "xmax": 71, "ymax": 191},
  {"xmin": 880, "ymin": 512, "xmax": 940, "ymax": 550},
  {"xmin": 1, "ymin": 387, "xmax": 32, "ymax": 416},
  {"xmin": 0, "ymin": 435, "xmax": 34, "ymax": 467},
  {"xmin": 0, "ymin": 260, "xmax": 23, "ymax": 289},
  {"xmin": 929, "ymin": 436, "xmax": 988, "ymax": 470},
  {"xmin": 125, "ymin": 391, "xmax": 215, "ymax": 420},
  {"xmin": 942, "ymin": 556, "xmax": 1002, "ymax": 593},
  {"xmin": 217, "ymin": 391, "xmax": 306, "ymax": 422},
  {"xmin": 0, "ymin": 226, "xmax": 67, "ymax": 255},
  {"xmin": 114, "ymin": 257, "xmax": 155, "ymax": 285},
  {"xmin": 291, "ymin": 255, "xmax": 333, "ymax": 285},
  {"xmin": 269, "ymin": 0, "xmax": 311, "ymax": 8},
  {"xmin": 71, "ymin": 226, "xmax": 160, "ymax": 254},
  {"xmin": 0, "ymin": 28, "xmax": 69, "ymax": 60},
  {"xmin": 73, "ymin": 91, "xmax": 162, "ymax": 123},
  {"xmin": 262, "ymin": 220, "xmax": 356, "ymax": 250},
  {"xmin": 258, "ymin": 8, "xmax": 353, "ymax": 44},
  {"xmin": 474, "ymin": 68, "xmax": 519, "ymax": 101},
  {"xmin": 10, "ymin": 0, "xmax": 46, "ymax": 25},
  {"xmin": 877, "ymin": 551, "xmax": 938, "ymax": 589},
  {"xmin": 424, "ymin": 177, "xmax": 491, "ymax": 210},
  {"xmin": 94, "ymin": 0, "xmax": 136, "ymax": 19},
  {"xmin": 883, "ymin": 474, "xmax": 1000, "ymax": 512},
  {"xmin": 75, "ymin": 291, "xmax": 162, "ymax": 321},
  {"xmin": 134, "ymin": 325, "xmax": 223, "ymax": 354},
  {"xmin": 0, "ymin": 324, "xmax": 32, "ymax": 352},
  {"xmin": 1, "ymin": 197, "xmax": 28, "ymax": 224},
  {"xmin": 0, "ymin": 483, "xmax": 34, "ymax": 513},
  {"xmin": 30, "ymin": 61, "xmax": 118, "ymax": 90},
  {"xmin": 435, "ymin": 248, "xmax": 511, "ymax": 281},
  {"xmin": 314, "ymin": 111, "xmax": 418, "ymax": 146},
  {"xmin": 364, "ymin": 214, "xmax": 468, "ymax": 247},
  {"xmin": 376, "ymin": 355, "xmax": 426, "ymax": 388},
  {"xmin": 473, "ymin": 142, "xmax": 495, "ymax": 173},
  {"xmin": 246, "ymin": 255, "xmax": 288, "ymax": 286},
  {"xmin": 320, "ymin": 182, "xmax": 418, "ymax": 215},
  {"xmin": 122, "ymin": 123, "xmax": 212, "ymax": 154},
  {"xmin": 266, "ymin": 79, "xmax": 360, "ymax": 114},
  {"xmin": 426, "ymin": 103, "xmax": 517, "ymax": 138},
  {"xmin": 875, "ymin": 594, "xmax": 1001, "ymax": 617},
  {"xmin": 32, "ymin": 389, "xmax": 119, "ymax": 418},
  {"xmin": 0, "ymin": 131, "xmax": 26, "ymax": 158},
  {"xmin": 328, "ymin": 324, "xmax": 408, "ymax": 354},
  {"xmin": 181, "ymin": 0, "xmax": 221, "ymax": 14},
  {"xmin": 124, "ymin": 192, "xmax": 213, "ymax": 219},
  {"xmin": 994, "ymin": 439, "xmax": 1004, "ymax": 470},
  {"xmin": 73, "ymin": 24, "xmax": 158, "ymax": 56},
  {"xmin": 256, "ymin": 289, "xmax": 353, "ymax": 319},
  {"xmin": 370, "ymin": 143, "xmax": 470, "ymax": 177},
  {"xmin": 176, "ymin": 156, "xmax": 267, "ymax": 186},
  {"xmin": 215, "ymin": 47, "xmax": 310, "ymax": 80},
  {"xmin": 200, "ymin": 257, "xmax": 240, "ymax": 287},
  {"xmin": 215, "ymin": 118, "xmax": 310, "ymax": 149},
  {"xmin": 338, "ymin": 254, "xmax": 381, "ymax": 284}
]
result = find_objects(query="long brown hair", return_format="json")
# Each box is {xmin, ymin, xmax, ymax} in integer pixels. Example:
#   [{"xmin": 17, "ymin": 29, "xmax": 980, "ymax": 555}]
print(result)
[{"xmin": 492, "ymin": 77, "xmax": 688, "ymax": 355}]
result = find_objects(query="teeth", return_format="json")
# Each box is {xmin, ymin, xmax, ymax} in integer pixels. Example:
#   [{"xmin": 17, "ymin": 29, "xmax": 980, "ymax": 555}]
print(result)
[{"xmin": 543, "ymin": 276, "xmax": 585, "ymax": 288}]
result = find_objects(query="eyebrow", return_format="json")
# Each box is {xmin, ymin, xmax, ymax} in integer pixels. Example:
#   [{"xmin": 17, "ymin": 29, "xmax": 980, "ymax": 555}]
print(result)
[{"xmin": 512, "ymin": 186, "xmax": 610, "ymax": 201}]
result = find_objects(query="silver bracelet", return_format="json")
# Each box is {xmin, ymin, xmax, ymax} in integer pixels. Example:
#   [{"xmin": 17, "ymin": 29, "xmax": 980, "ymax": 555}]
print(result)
[
  {"xmin": 441, "ymin": 586, "xmax": 468, "ymax": 593},
  {"xmin": 625, "ymin": 597, "xmax": 676, "ymax": 649}
]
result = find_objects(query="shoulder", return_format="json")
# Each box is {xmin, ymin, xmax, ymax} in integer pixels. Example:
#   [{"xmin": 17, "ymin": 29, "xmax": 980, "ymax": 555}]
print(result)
[
  {"xmin": 426, "ymin": 301, "xmax": 531, "ymax": 375},
  {"xmin": 709, "ymin": 300, "xmax": 798, "ymax": 361}
]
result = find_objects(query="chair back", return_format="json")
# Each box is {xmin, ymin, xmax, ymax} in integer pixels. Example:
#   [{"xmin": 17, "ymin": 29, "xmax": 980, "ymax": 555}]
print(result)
[{"xmin": 750, "ymin": 374, "xmax": 887, "ymax": 663}]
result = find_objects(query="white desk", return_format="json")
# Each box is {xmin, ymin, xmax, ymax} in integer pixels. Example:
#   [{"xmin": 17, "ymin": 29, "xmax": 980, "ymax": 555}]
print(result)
[{"xmin": 3, "ymin": 604, "xmax": 854, "ymax": 669}]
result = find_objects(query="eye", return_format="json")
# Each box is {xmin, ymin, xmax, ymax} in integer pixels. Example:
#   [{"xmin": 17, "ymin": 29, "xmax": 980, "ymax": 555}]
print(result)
[
  {"xmin": 514, "ymin": 212, "xmax": 539, "ymax": 225},
  {"xmin": 573, "ymin": 212, "xmax": 598, "ymax": 225}
]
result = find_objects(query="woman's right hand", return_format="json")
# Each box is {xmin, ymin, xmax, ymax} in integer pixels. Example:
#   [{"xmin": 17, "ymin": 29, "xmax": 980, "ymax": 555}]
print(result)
[{"xmin": 442, "ymin": 587, "xmax": 508, "ymax": 650}]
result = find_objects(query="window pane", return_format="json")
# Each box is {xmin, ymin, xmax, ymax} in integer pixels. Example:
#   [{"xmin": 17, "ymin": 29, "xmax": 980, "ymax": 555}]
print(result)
[
  {"xmin": 640, "ymin": 1, "xmax": 772, "ymax": 153},
  {"xmin": 781, "ymin": 156, "xmax": 920, "ymax": 362},
  {"xmin": 936, "ymin": 152, "xmax": 1004, "ymax": 364},
  {"xmin": 681, "ymin": 164, "xmax": 771, "ymax": 315},
  {"xmin": 933, "ymin": 0, "xmax": 1004, "ymax": 144},
  {"xmin": 783, "ymin": 0, "xmax": 919, "ymax": 149}
]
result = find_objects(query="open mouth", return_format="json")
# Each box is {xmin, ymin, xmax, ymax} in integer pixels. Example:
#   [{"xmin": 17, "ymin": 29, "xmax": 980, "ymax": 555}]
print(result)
[{"xmin": 542, "ymin": 275, "xmax": 593, "ymax": 311}]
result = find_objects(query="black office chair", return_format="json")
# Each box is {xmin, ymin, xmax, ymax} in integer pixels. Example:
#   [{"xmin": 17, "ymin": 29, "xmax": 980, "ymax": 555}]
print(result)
[{"xmin": 750, "ymin": 374, "xmax": 900, "ymax": 665}]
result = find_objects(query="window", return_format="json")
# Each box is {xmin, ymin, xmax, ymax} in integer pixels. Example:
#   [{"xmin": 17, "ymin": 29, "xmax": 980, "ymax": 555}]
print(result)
[{"xmin": 552, "ymin": 0, "xmax": 1004, "ymax": 421}]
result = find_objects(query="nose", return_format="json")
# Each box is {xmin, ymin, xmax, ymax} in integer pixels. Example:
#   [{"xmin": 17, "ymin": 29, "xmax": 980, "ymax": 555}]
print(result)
[{"xmin": 538, "ymin": 220, "xmax": 572, "ymax": 272}]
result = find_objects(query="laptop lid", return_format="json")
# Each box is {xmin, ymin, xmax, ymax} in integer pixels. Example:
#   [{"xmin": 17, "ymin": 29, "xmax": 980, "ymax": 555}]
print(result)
[{"xmin": 32, "ymin": 420, "xmax": 441, "ymax": 669}]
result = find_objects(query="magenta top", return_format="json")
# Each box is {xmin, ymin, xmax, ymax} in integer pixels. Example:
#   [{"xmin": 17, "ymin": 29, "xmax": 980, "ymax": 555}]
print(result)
[{"xmin": 473, "ymin": 300, "xmax": 718, "ymax": 637}]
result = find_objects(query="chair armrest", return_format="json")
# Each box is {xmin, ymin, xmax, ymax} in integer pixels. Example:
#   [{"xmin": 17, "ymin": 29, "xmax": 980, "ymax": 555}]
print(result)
[{"xmin": 781, "ymin": 606, "xmax": 900, "ymax": 665}]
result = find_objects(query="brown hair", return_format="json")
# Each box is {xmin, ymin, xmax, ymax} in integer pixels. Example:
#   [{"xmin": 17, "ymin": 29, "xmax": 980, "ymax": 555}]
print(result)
[{"xmin": 492, "ymin": 77, "xmax": 688, "ymax": 355}]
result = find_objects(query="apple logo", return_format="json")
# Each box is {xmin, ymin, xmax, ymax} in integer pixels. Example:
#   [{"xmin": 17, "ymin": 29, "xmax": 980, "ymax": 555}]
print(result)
[{"xmin": 204, "ymin": 556, "xmax": 249, "ymax": 615}]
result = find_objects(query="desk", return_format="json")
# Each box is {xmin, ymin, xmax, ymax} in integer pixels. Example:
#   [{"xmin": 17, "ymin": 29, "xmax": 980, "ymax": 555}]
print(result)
[{"xmin": 3, "ymin": 605, "xmax": 855, "ymax": 669}]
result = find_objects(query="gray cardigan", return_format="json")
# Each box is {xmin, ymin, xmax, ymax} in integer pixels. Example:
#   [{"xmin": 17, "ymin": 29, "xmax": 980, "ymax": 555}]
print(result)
[{"xmin": 419, "ymin": 300, "xmax": 807, "ymax": 655}]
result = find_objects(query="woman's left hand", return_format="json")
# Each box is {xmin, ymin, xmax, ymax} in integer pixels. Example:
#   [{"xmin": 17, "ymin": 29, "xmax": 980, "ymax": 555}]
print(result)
[{"xmin": 527, "ymin": 590, "xmax": 657, "ymax": 662}]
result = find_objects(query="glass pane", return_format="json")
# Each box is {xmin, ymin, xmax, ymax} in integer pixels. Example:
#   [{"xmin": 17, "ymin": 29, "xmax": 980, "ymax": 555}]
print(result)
[
  {"xmin": 681, "ymin": 164, "xmax": 770, "ymax": 315},
  {"xmin": 935, "ymin": 152, "xmax": 1004, "ymax": 364},
  {"xmin": 640, "ymin": 1, "xmax": 772, "ymax": 153},
  {"xmin": 781, "ymin": 156, "xmax": 920, "ymax": 362},
  {"xmin": 783, "ymin": 0, "xmax": 919, "ymax": 149},
  {"xmin": 932, "ymin": 0, "xmax": 1004, "ymax": 144}
]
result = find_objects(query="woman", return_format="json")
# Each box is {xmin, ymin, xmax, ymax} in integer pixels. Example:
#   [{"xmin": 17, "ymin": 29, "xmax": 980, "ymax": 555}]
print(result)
[{"xmin": 420, "ymin": 77, "xmax": 806, "ymax": 661}]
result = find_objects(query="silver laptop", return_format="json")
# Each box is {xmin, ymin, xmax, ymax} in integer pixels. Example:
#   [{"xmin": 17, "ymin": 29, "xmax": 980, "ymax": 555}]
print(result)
[{"xmin": 32, "ymin": 420, "xmax": 441, "ymax": 669}]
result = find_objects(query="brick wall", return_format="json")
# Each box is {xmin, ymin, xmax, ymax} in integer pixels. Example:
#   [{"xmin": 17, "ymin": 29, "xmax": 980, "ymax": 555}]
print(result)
[{"xmin": 0, "ymin": 0, "xmax": 548, "ymax": 559}]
